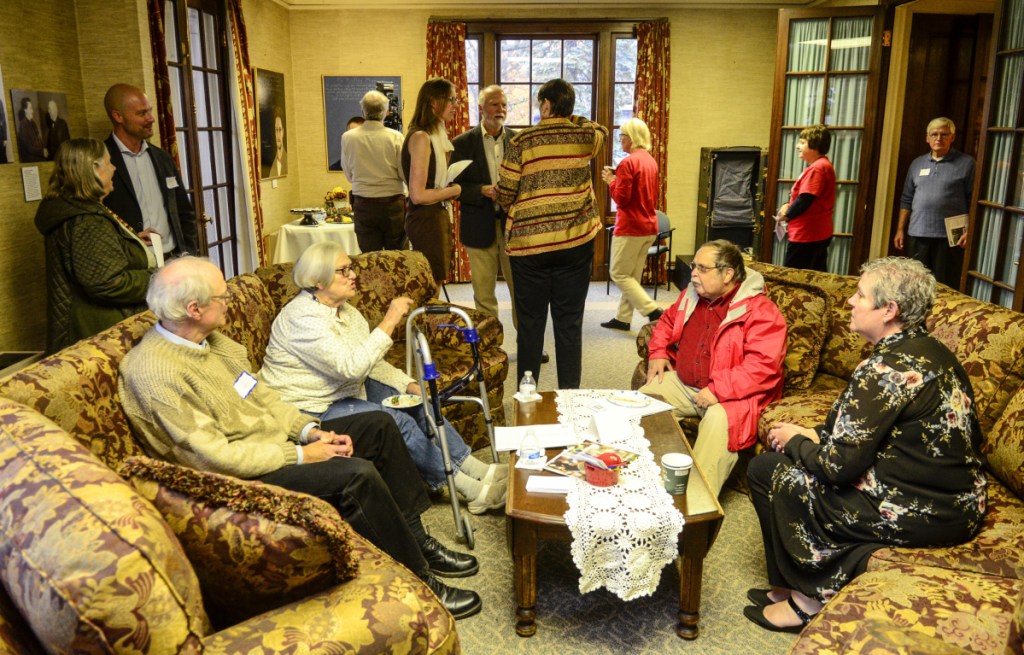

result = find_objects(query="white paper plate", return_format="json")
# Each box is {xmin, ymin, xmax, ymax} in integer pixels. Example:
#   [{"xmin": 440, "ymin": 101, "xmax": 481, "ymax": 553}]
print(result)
[
  {"xmin": 606, "ymin": 390, "xmax": 652, "ymax": 408},
  {"xmin": 381, "ymin": 394, "xmax": 422, "ymax": 409}
]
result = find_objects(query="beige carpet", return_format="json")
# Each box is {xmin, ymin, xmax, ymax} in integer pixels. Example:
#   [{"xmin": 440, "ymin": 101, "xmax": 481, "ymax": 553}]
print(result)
[{"xmin": 420, "ymin": 281, "xmax": 797, "ymax": 654}]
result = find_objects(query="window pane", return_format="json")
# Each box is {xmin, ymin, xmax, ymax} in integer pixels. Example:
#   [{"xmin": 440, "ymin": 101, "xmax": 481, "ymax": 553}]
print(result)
[
  {"xmin": 564, "ymin": 39, "xmax": 594, "ymax": 82},
  {"xmin": 984, "ymin": 133, "xmax": 1013, "ymax": 203},
  {"xmin": 975, "ymin": 206, "xmax": 1003, "ymax": 278},
  {"xmin": 188, "ymin": 7, "xmax": 203, "ymax": 67},
  {"xmin": 827, "ymin": 74, "xmax": 867, "ymax": 126},
  {"xmin": 164, "ymin": 1, "xmax": 179, "ymax": 63},
  {"xmin": 1004, "ymin": 0, "xmax": 1024, "ymax": 49},
  {"xmin": 177, "ymin": 131, "xmax": 191, "ymax": 188},
  {"xmin": 834, "ymin": 183, "xmax": 857, "ymax": 233},
  {"xmin": 199, "ymin": 132, "xmax": 212, "ymax": 186},
  {"xmin": 573, "ymin": 84, "xmax": 592, "ymax": 118},
  {"xmin": 213, "ymin": 131, "xmax": 226, "ymax": 184},
  {"xmin": 170, "ymin": 67, "xmax": 184, "ymax": 128},
  {"xmin": 219, "ymin": 187, "xmax": 233, "ymax": 239},
  {"xmin": 207, "ymin": 73, "xmax": 222, "ymax": 128},
  {"xmin": 532, "ymin": 39, "xmax": 561, "ymax": 81},
  {"xmin": 779, "ymin": 130, "xmax": 802, "ymax": 179},
  {"xmin": 830, "ymin": 17, "xmax": 872, "ymax": 71},
  {"xmin": 501, "ymin": 40, "xmax": 531, "ymax": 82},
  {"xmin": 783, "ymin": 75, "xmax": 824, "ymax": 125},
  {"xmin": 615, "ymin": 38, "xmax": 637, "ymax": 81},
  {"xmin": 467, "ymin": 84, "xmax": 479, "ymax": 126},
  {"xmin": 505, "ymin": 84, "xmax": 531, "ymax": 125},
  {"xmin": 614, "ymin": 83, "xmax": 633, "ymax": 125},
  {"xmin": 788, "ymin": 19, "xmax": 828, "ymax": 73},
  {"xmin": 193, "ymin": 70, "xmax": 208, "ymax": 128},
  {"xmin": 203, "ymin": 12, "xmax": 218, "ymax": 69},
  {"xmin": 1015, "ymin": 141, "xmax": 1024, "ymax": 208},
  {"xmin": 993, "ymin": 53, "xmax": 1024, "ymax": 128},
  {"xmin": 830, "ymin": 129, "xmax": 863, "ymax": 181},
  {"xmin": 611, "ymin": 128, "xmax": 628, "ymax": 167},
  {"xmin": 827, "ymin": 237, "xmax": 850, "ymax": 274},
  {"xmin": 466, "ymin": 38, "xmax": 479, "ymax": 83},
  {"xmin": 531, "ymin": 83, "xmax": 542, "ymax": 124},
  {"xmin": 1001, "ymin": 213, "xmax": 1023, "ymax": 284}
]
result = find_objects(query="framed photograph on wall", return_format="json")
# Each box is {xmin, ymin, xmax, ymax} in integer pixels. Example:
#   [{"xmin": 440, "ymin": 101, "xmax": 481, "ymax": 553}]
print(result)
[
  {"xmin": 0, "ymin": 66, "xmax": 12, "ymax": 164},
  {"xmin": 255, "ymin": 68, "xmax": 286, "ymax": 179},
  {"xmin": 323, "ymin": 75, "xmax": 402, "ymax": 172}
]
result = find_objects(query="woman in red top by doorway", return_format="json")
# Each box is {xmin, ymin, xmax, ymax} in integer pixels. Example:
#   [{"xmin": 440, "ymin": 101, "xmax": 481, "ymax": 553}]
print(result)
[{"xmin": 778, "ymin": 124, "xmax": 835, "ymax": 272}]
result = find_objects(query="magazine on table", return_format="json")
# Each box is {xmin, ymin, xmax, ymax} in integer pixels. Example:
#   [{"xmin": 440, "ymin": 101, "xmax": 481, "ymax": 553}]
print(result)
[{"xmin": 544, "ymin": 441, "xmax": 639, "ymax": 480}]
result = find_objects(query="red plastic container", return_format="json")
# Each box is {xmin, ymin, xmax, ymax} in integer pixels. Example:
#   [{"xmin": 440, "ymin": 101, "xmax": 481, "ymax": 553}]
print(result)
[{"xmin": 585, "ymin": 452, "xmax": 623, "ymax": 487}]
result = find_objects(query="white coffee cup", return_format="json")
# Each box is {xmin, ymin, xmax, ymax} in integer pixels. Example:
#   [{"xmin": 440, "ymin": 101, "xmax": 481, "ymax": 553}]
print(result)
[{"xmin": 661, "ymin": 452, "xmax": 693, "ymax": 495}]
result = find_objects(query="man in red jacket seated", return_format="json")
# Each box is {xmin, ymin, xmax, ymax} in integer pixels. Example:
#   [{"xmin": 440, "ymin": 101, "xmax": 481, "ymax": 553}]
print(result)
[{"xmin": 640, "ymin": 240, "xmax": 786, "ymax": 496}]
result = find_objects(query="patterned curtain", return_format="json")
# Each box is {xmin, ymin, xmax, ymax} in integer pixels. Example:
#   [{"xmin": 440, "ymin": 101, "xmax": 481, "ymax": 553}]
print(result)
[
  {"xmin": 426, "ymin": 20, "xmax": 471, "ymax": 283},
  {"xmin": 145, "ymin": 0, "xmax": 178, "ymax": 163},
  {"xmin": 635, "ymin": 18, "xmax": 670, "ymax": 212},
  {"xmin": 226, "ymin": 0, "xmax": 266, "ymax": 266}
]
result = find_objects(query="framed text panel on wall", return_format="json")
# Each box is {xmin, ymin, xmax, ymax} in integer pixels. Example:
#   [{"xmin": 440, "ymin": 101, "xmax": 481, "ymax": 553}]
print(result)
[{"xmin": 323, "ymin": 75, "xmax": 403, "ymax": 172}]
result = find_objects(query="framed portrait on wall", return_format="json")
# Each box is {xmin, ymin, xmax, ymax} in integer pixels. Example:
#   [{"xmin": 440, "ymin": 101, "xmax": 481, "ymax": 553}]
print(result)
[
  {"xmin": 0, "ymin": 66, "xmax": 12, "ymax": 164},
  {"xmin": 322, "ymin": 75, "xmax": 402, "ymax": 172},
  {"xmin": 255, "ymin": 68, "xmax": 286, "ymax": 179}
]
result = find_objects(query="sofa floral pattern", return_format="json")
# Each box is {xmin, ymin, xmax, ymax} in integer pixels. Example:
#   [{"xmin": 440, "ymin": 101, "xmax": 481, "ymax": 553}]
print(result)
[
  {"xmin": 633, "ymin": 260, "xmax": 1024, "ymax": 653},
  {"xmin": 0, "ymin": 251, "xmax": 471, "ymax": 654}
]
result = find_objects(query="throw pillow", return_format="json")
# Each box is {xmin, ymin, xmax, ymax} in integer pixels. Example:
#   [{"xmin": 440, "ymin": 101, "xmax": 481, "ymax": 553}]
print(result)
[
  {"xmin": 119, "ymin": 456, "xmax": 358, "ymax": 629},
  {"xmin": 760, "ymin": 274, "xmax": 832, "ymax": 390}
]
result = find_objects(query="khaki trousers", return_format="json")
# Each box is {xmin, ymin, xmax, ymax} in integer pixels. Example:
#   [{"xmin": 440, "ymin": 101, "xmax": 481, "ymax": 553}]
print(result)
[
  {"xmin": 610, "ymin": 234, "xmax": 658, "ymax": 322},
  {"xmin": 465, "ymin": 228, "xmax": 516, "ymax": 328},
  {"xmin": 640, "ymin": 370, "xmax": 735, "ymax": 497}
]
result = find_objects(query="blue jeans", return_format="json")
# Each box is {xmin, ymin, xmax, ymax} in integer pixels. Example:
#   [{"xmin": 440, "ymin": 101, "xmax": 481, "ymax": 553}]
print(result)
[{"xmin": 311, "ymin": 379, "xmax": 470, "ymax": 490}]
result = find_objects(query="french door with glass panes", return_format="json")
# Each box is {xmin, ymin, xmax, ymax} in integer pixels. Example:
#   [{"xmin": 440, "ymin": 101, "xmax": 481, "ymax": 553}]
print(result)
[
  {"xmin": 762, "ymin": 8, "xmax": 886, "ymax": 274},
  {"xmin": 164, "ymin": 0, "xmax": 239, "ymax": 277},
  {"xmin": 965, "ymin": 0, "xmax": 1024, "ymax": 310}
]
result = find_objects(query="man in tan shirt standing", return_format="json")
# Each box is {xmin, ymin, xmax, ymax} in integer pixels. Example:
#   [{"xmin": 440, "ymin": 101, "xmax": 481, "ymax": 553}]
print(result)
[{"xmin": 341, "ymin": 90, "xmax": 407, "ymax": 252}]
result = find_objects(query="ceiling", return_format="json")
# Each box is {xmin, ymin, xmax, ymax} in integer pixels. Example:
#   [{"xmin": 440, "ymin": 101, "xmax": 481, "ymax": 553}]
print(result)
[{"xmin": 277, "ymin": 0, "xmax": 827, "ymax": 8}]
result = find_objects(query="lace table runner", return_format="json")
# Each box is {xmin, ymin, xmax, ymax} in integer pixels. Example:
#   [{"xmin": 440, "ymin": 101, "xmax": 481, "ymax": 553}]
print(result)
[{"xmin": 555, "ymin": 390, "xmax": 684, "ymax": 601}]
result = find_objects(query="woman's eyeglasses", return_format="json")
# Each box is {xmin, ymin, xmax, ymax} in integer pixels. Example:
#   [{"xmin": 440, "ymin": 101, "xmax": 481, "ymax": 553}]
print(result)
[{"xmin": 335, "ymin": 265, "xmax": 355, "ymax": 277}]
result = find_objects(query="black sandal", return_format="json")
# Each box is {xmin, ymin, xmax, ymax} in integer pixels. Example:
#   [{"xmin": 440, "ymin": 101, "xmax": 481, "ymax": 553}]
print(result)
[{"xmin": 743, "ymin": 597, "xmax": 814, "ymax": 634}]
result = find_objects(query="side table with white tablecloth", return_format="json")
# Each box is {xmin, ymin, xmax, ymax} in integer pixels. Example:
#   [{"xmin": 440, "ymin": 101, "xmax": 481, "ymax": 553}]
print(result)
[{"xmin": 272, "ymin": 220, "xmax": 362, "ymax": 264}]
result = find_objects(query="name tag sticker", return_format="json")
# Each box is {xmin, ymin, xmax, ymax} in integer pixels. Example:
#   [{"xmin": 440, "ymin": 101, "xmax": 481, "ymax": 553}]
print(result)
[
  {"xmin": 234, "ymin": 372, "xmax": 258, "ymax": 398},
  {"xmin": 919, "ymin": 168, "xmax": 931, "ymax": 177},
  {"xmin": 166, "ymin": 176, "xmax": 179, "ymax": 189}
]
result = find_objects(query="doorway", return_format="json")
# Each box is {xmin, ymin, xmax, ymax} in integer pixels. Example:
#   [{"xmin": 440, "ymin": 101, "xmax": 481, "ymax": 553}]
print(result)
[{"xmin": 886, "ymin": 12, "xmax": 992, "ymax": 264}]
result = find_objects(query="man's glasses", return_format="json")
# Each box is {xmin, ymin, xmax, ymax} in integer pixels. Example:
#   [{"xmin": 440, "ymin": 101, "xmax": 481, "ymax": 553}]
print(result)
[
  {"xmin": 335, "ymin": 265, "xmax": 355, "ymax": 277},
  {"xmin": 927, "ymin": 132, "xmax": 952, "ymax": 140},
  {"xmin": 209, "ymin": 292, "xmax": 232, "ymax": 304},
  {"xmin": 689, "ymin": 262, "xmax": 725, "ymax": 274}
]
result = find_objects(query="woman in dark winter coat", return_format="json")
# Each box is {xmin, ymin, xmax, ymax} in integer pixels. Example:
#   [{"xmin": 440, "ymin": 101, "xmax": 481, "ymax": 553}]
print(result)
[{"xmin": 34, "ymin": 138, "xmax": 154, "ymax": 353}]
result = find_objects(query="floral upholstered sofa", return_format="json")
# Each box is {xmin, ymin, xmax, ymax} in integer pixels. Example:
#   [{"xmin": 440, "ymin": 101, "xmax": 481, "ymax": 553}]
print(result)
[
  {"xmin": 633, "ymin": 260, "xmax": 1024, "ymax": 654},
  {"xmin": 0, "ymin": 250, "xmax": 505, "ymax": 654}
]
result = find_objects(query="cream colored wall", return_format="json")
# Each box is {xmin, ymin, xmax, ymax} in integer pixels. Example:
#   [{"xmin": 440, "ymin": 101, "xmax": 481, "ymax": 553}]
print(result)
[{"xmin": 282, "ymin": 6, "xmax": 777, "ymax": 257}]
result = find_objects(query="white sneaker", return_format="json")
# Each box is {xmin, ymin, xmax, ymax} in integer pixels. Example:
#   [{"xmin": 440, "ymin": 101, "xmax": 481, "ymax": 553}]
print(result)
[{"xmin": 467, "ymin": 477, "xmax": 508, "ymax": 515}]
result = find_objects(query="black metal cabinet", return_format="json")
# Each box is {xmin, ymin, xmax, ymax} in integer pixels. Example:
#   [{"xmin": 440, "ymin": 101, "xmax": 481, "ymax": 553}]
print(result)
[{"xmin": 695, "ymin": 147, "xmax": 768, "ymax": 253}]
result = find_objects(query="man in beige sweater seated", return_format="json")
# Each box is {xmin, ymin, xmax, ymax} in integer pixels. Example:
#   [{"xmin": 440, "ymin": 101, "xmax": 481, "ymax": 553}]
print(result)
[{"xmin": 118, "ymin": 256, "xmax": 482, "ymax": 619}]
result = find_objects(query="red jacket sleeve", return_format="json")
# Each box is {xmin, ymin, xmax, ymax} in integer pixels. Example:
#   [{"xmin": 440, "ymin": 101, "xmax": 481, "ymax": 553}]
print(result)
[
  {"xmin": 648, "ymin": 292, "xmax": 686, "ymax": 363},
  {"xmin": 708, "ymin": 298, "xmax": 787, "ymax": 402}
]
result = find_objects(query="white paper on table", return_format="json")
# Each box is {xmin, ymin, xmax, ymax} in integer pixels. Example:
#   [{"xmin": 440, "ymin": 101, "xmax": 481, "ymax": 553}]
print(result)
[
  {"xmin": 591, "ymin": 409, "xmax": 635, "ymax": 442},
  {"xmin": 149, "ymin": 233, "xmax": 165, "ymax": 268},
  {"xmin": 447, "ymin": 160, "xmax": 472, "ymax": 185},
  {"xmin": 525, "ymin": 475, "xmax": 574, "ymax": 494},
  {"xmin": 494, "ymin": 424, "xmax": 577, "ymax": 452},
  {"xmin": 581, "ymin": 392, "xmax": 676, "ymax": 419}
]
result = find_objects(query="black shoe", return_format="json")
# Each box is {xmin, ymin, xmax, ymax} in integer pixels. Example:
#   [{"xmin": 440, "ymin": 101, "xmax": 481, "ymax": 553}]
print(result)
[
  {"xmin": 423, "ymin": 572, "xmax": 483, "ymax": 620},
  {"xmin": 648, "ymin": 308, "xmax": 664, "ymax": 322},
  {"xmin": 541, "ymin": 350, "xmax": 550, "ymax": 363},
  {"xmin": 746, "ymin": 588, "xmax": 774, "ymax": 607},
  {"xmin": 742, "ymin": 597, "xmax": 813, "ymax": 634},
  {"xmin": 601, "ymin": 318, "xmax": 631, "ymax": 331},
  {"xmin": 422, "ymin": 535, "xmax": 479, "ymax": 578}
]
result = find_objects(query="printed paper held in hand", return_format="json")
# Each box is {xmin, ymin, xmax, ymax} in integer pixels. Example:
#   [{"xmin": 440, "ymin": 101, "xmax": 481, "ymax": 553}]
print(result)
[
  {"xmin": 447, "ymin": 160, "xmax": 472, "ymax": 186},
  {"xmin": 774, "ymin": 215, "xmax": 788, "ymax": 242},
  {"xmin": 944, "ymin": 214, "xmax": 967, "ymax": 247}
]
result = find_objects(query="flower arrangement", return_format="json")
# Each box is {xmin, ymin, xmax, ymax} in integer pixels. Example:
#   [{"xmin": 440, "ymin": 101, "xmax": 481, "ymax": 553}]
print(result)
[{"xmin": 324, "ymin": 187, "xmax": 347, "ymax": 204}]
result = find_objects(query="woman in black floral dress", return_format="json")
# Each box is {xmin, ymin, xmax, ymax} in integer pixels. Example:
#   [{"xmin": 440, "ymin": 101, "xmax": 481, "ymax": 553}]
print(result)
[{"xmin": 744, "ymin": 257, "xmax": 987, "ymax": 633}]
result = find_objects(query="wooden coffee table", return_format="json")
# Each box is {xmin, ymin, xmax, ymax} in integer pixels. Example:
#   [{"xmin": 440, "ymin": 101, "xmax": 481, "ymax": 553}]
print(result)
[{"xmin": 505, "ymin": 391, "xmax": 725, "ymax": 639}]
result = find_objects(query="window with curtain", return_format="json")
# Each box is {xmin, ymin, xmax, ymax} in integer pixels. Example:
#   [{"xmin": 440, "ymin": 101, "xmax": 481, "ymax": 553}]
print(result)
[
  {"xmin": 764, "ymin": 9, "xmax": 884, "ymax": 274},
  {"xmin": 164, "ymin": 0, "xmax": 239, "ymax": 276},
  {"xmin": 966, "ymin": 0, "xmax": 1024, "ymax": 310},
  {"xmin": 609, "ymin": 36, "xmax": 637, "ymax": 213},
  {"xmin": 466, "ymin": 36, "xmax": 480, "ymax": 126},
  {"xmin": 497, "ymin": 37, "xmax": 596, "ymax": 127}
]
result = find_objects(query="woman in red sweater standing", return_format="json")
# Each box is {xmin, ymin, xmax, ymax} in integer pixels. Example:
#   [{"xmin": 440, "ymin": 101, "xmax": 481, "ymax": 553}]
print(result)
[
  {"xmin": 777, "ymin": 124, "xmax": 835, "ymax": 272},
  {"xmin": 600, "ymin": 117, "xmax": 663, "ymax": 331}
]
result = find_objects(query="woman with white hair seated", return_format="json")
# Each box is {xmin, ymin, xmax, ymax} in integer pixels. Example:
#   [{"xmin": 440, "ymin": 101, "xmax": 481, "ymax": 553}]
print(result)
[
  {"xmin": 259, "ymin": 241, "xmax": 507, "ymax": 514},
  {"xmin": 744, "ymin": 257, "xmax": 987, "ymax": 633}
]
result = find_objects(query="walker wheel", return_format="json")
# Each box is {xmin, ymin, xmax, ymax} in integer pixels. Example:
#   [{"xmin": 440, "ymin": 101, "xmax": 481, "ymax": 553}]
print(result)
[{"xmin": 462, "ymin": 515, "xmax": 475, "ymax": 549}]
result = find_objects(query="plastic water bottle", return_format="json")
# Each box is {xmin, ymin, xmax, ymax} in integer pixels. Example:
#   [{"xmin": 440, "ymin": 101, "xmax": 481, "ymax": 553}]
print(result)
[
  {"xmin": 518, "ymin": 428, "xmax": 543, "ymax": 466},
  {"xmin": 519, "ymin": 370, "xmax": 537, "ymax": 399}
]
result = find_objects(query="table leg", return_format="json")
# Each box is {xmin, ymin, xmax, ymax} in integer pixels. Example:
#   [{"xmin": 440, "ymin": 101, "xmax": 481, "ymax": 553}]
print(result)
[
  {"xmin": 510, "ymin": 517, "xmax": 539, "ymax": 637},
  {"xmin": 676, "ymin": 521, "xmax": 714, "ymax": 639}
]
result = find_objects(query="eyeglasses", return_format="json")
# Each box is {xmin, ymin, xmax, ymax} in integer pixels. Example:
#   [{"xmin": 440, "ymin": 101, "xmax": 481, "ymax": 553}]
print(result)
[
  {"xmin": 335, "ymin": 265, "xmax": 355, "ymax": 277},
  {"xmin": 209, "ymin": 292, "xmax": 232, "ymax": 304},
  {"xmin": 689, "ymin": 262, "xmax": 725, "ymax": 274},
  {"xmin": 448, "ymin": 96, "xmax": 458, "ymax": 103},
  {"xmin": 927, "ymin": 132, "xmax": 952, "ymax": 140}
]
